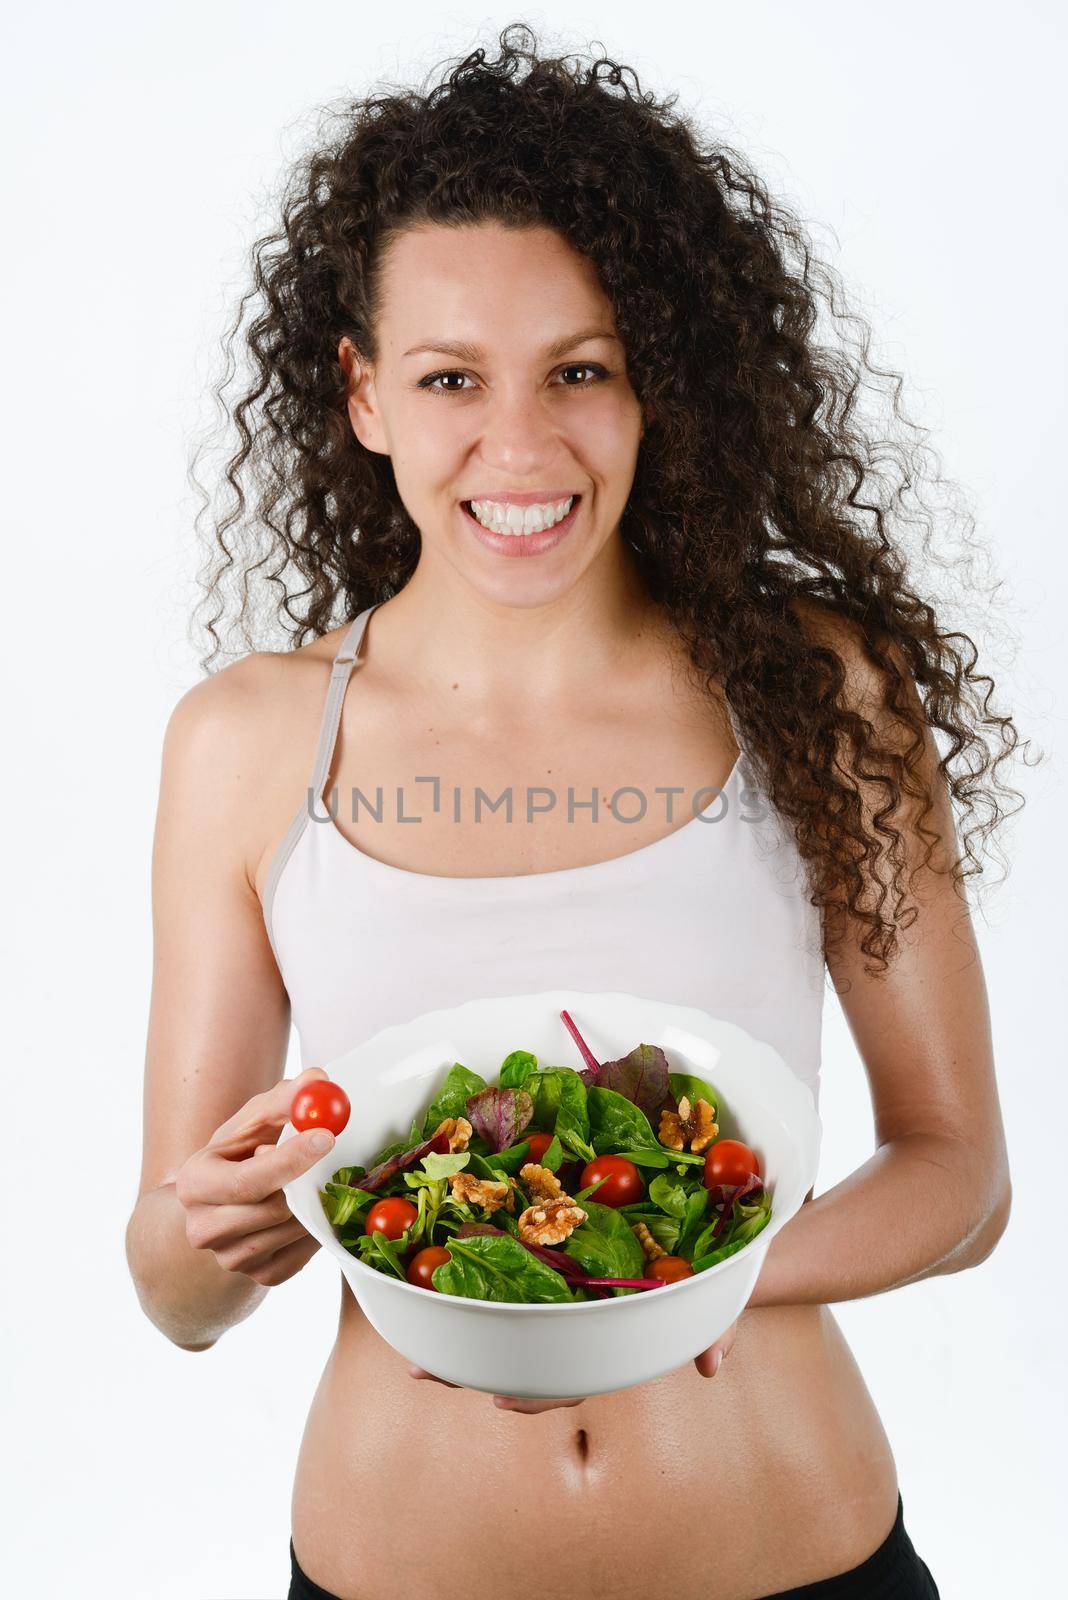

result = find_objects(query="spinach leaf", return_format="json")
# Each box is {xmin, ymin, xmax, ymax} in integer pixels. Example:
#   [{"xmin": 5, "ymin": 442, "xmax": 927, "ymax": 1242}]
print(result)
[
  {"xmin": 564, "ymin": 1200, "xmax": 646, "ymax": 1287},
  {"xmin": 669, "ymin": 1070, "xmax": 723, "ymax": 1117},
  {"xmin": 556, "ymin": 1124, "xmax": 596, "ymax": 1164},
  {"xmin": 612, "ymin": 1147, "xmax": 672, "ymax": 1169},
  {"xmin": 499, "ymin": 1050, "xmax": 538, "ymax": 1089},
  {"xmin": 537, "ymin": 1133, "xmax": 565, "ymax": 1173},
  {"xmin": 431, "ymin": 1233, "xmax": 574, "ymax": 1302},
  {"xmin": 587, "ymin": 1086, "xmax": 661, "ymax": 1154},
  {"xmin": 527, "ymin": 1068, "xmax": 594, "ymax": 1161},
  {"xmin": 420, "ymin": 1063, "xmax": 488, "ymax": 1137},
  {"xmin": 481, "ymin": 1139, "xmax": 531, "ymax": 1175}
]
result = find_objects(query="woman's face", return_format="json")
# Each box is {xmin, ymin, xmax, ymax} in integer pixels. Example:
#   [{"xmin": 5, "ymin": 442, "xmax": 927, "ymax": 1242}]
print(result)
[{"xmin": 341, "ymin": 221, "xmax": 645, "ymax": 609}]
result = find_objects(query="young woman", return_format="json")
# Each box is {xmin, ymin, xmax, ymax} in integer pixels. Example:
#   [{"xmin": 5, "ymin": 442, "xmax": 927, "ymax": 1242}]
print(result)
[{"xmin": 126, "ymin": 26, "xmax": 1018, "ymax": 1600}]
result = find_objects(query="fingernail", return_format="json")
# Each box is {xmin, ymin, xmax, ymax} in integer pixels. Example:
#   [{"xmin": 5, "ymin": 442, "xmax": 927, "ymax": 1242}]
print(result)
[
  {"xmin": 309, "ymin": 1130, "xmax": 333, "ymax": 1153},
  {"xmin": 713, "ymin": 1348, "xmax": 724, "ymax": 1374}
]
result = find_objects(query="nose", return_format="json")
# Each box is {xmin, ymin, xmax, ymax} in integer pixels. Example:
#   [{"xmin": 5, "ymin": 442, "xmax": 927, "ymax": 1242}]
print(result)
[{"xmin": 474, "ymin": 384, "xmax": 562, "ymax": 477}]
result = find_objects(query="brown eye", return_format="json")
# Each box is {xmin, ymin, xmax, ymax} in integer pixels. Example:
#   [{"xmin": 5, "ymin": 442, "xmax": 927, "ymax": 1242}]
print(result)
[
  {"xmin": 556, "ymin": 363, "xmax": 607, "ymax": 386},
  {"xmin": 418, "ymin": 369, "xmax": 473, "ymax": 395}
]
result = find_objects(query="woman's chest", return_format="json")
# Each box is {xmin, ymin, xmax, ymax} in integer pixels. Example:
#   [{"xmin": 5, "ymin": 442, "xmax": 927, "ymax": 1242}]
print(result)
[{"xmin": 318, "ymin": 683, "xmax": 741, "ymax": 879}]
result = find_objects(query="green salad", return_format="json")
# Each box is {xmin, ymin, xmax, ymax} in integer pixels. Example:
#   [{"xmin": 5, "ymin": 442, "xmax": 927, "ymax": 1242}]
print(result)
[{"xmin": 319, "ymin": 1009, "xmax": 770, "ymax": 1303}]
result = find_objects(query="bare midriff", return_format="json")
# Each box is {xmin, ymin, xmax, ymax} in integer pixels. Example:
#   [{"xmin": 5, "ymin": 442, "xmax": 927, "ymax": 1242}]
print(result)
[{"xmin": 289, "ymin": 1285, "xmax": 900, "ymax": 1600}]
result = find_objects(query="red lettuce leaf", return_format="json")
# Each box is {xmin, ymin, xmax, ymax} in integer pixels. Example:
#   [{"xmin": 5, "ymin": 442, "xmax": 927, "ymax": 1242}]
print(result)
[
  {"xmin": 560, "ymin": 1011, "xmax": 672, "ymax": 1119},
  {"xmin": 465, "ymin": 1086, "xmax": 534, "ymax": 1153},
  {"xmin": 560, "ymin": 1008, "xmax": 602, "ymax": 1076},
  {"xmin": 705, "ymin": 1173, "xmax": 765, "ymax": 1240},
  {"xmin": 583, "ymin": 1042, "xmax": 673, "ymax": 1119},
  {"xmin": 357, "ymin": 1131, "xmax": 444, "ymax": 1192},
  {"xmin": 578, "ymin": 1276, "xmax": 664, "ymax": 1290}
]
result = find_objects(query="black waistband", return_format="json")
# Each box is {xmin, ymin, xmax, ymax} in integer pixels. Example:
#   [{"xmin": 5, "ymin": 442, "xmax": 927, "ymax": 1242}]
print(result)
[{"xmin": 289, "ymin": 1492, "xmax": 938, "ymax": 1600}]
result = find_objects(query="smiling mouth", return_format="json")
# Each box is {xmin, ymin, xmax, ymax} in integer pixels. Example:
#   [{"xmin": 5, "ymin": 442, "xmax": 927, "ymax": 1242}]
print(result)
[{"xmin": 460, "ymin": 495, "xmax": 581, "ymax": 536}]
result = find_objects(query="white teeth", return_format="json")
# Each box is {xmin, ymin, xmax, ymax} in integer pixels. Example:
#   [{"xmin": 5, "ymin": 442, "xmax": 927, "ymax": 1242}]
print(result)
[{"xmin": 468, "ymin": 496, "xmax": 575, "ymax": 535}]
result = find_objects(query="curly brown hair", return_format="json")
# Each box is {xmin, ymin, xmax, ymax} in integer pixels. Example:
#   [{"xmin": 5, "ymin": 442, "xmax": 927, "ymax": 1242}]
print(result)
[{"xmin": 190, "ymin": 20, "xmax": 1031, "ymax": 977}]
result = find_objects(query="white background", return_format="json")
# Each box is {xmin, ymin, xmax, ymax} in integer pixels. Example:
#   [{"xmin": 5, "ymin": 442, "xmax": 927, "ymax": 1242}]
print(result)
[{"xmin": 3, "ymin": 4, "xmax": 1065, "ymax": 1596}]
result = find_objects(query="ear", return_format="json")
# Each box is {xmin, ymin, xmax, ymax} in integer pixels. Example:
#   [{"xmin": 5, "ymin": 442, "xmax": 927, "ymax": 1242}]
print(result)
[{"xmin": 338, "ymin": 335, "xmax": 388, "ymax": 456}]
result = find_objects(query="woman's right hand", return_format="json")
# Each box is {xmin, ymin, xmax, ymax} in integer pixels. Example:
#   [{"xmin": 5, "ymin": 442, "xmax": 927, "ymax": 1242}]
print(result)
[{"xmin": 175, "ymin": 1066, "xmax": 336, "ymax": 1287}]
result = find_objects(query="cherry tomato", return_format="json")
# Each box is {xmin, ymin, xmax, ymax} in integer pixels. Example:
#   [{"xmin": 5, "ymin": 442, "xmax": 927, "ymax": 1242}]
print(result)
[
  {"xmin": 290, "ymin": 1078, "xmax": 351, "ymax": 1136},
  {"xmin": 645, "ymin": 1255, "xmax": 695, "ymax": 1283},
  {"xmin": 365, "ymin": 1197, "xmax": 418, "ymax": 1240},
  {"xmin": 703, "ymin": 1139, "xmax": 761, "ymax": 1189},
  {"xmin": 579, "ymin": 1155, "xmax": 643, "ymax": 1207},
  {"xmin": 525, "ymin": 1131, "xmax": 555, "ymax": 1164},
  {"xmin": 406, "ymin": 1244, "xmax": 452, "ymax": 1289}
]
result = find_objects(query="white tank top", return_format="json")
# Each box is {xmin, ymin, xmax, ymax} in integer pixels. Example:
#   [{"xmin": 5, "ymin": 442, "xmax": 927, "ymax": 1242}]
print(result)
[{"xmin": 262, "ymin": 604, "xmax": 826, "ymax": 1107}]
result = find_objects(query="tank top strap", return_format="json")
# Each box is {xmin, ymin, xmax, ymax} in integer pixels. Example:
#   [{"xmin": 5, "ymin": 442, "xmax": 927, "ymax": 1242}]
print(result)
[
  {"xmin": 721, "ymin": 694, "xmax": 748, "ymax": 768},
  {"xmin": 307, "ymin": 603, "xmax": 379, "ymax": 805}
]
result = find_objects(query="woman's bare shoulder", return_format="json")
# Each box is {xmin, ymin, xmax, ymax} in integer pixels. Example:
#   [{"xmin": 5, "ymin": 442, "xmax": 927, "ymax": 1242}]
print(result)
[
  {"xmin": 164, "ymin": 627, "xmax": 347, "ymax": 752},
  {"xmin": 151, "ymin": 624, "xmax": 351, "ymax": 896},
  {"xmin": 157, "ymin": 628, "xmax": 351, "ymax": 882}
]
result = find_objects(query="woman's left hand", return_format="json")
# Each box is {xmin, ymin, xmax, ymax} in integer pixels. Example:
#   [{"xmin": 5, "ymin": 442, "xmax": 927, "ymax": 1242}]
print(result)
[{"xmin": 692, "ymin": 1314, "xmax": 740, "ymax": 1377}]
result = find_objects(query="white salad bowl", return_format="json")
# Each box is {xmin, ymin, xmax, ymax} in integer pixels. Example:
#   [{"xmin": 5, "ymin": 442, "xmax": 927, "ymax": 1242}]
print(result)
[{"xmin": 282, "ymin": 989, "xmax": 821, "ymax": 1399}]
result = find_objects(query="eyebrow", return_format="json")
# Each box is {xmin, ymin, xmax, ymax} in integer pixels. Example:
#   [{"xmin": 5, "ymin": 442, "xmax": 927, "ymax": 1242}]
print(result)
[{"xmin": 402, "ymin": 329, "xmax": 622, "ymax": 361}]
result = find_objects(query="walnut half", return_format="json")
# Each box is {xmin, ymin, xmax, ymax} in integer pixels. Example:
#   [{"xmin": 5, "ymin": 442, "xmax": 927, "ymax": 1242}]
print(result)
[
  {"xmin": 519, "ymin": 1161, "xmax": 564, "ymax": 1202},
  {"xmin": 517, "ymin": 1196, "xmax": 588, "ymax": 1246},
  {"xmin": 658, "ymin": 1095, "xmax": 718, "ymax": 1154},
  {"xmin": 433, "ymin": 1115, "xmax": 473, "ymax": 1152},
  {"xmin": 448, "ymin": 1170, "xmax": 515, "ymax": 1213}
]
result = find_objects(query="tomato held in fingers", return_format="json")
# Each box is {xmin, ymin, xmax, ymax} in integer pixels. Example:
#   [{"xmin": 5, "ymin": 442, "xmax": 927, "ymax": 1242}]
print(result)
[
  {"xmin": 406, "ymin": 1244, "xmax": 452, "ymax": 1289},
  {"xmin": 645, "ymin": 1255, "xmax": 695, "ymax": 1283},
  {"xmin": 703, "ymin": 1139, "xmax": 761, "ymax": 1188},
  {"xmin": 365, "ymin": 1197, "xmax": 418, "ymax": 1240},
  {"xmin": 291, "ymin": 1079, "xmax": 351, "ymax": 1136},
  {"xmin": 579, "ymin": 1155, "xmax": 643, "ymax": 1207},
  {"xmin": 525, "ymin": 1131, "xmax": 555, "ymax": 1164}
]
